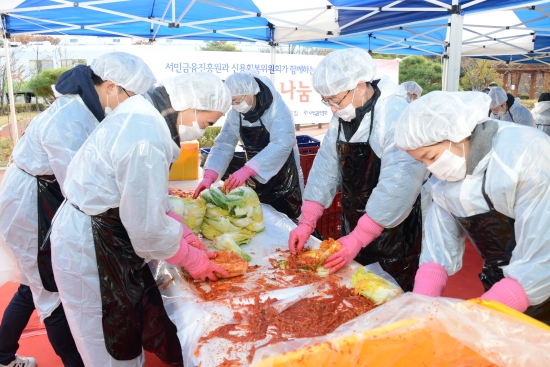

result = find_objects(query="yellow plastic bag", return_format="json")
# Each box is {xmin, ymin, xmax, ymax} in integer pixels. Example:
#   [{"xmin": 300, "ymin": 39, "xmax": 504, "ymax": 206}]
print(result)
[{"xmin": 252, "ymin": 293, "xmax": 550, "ymax": 367}]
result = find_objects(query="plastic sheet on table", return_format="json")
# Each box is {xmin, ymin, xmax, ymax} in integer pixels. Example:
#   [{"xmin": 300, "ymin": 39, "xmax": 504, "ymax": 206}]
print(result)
[
  {"xmin": 150, "ymin": 204, "xmax": 398, "ymax": 367},
  {"xmin": 251, "ymin": 293, "xmax": 550, "ymax": 367}
]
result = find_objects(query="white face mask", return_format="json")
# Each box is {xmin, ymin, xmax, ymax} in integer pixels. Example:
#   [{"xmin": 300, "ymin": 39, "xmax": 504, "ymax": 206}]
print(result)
[
  {"xmin": 104, "ymin": 86, "xmax": 121, "ymax": 116},
  {"xmin": 427, "ymin": 141, "xmax": 467, "ymax": 182},
  {"xmin": 233, "ymin": 97, "xmax": 251, "ymax": 113},
  {"xmin": 405, "ymin": 95, "xmax": 411, "ymax": 103},
  {"xmin": 335, "ymin": 88, "xmax": 357, "ymax": 122},
  {"xmin": 178, "ymin": 110, "xmax": 205, "ymax": 142}
]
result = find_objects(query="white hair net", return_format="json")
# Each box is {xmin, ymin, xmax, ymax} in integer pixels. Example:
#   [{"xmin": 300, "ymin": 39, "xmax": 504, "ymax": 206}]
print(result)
[
  {"xmin": 225, "ymin": 73, "xmax": 260, "ymax": 96},
  {"xmin": 401, "ymin": 81, "xmax": 423, "ymax": 96},
  {"xmin": 164, "ymin": 72, "xmax": 231, "ymax": 113},
  {"xmin": 488, "ymin": 87, "xmax": 508, "ymax": 108},
  {"xmin": 312, "ymin": 48, "xmax": 377, "ymax": 97},
  {"xmin": 395, "ymin": 91, "xmax": 491, "ymax": 151},
  {"xmin": 90, "ymin": 52, "xmax": 155, "ymax": 95}
]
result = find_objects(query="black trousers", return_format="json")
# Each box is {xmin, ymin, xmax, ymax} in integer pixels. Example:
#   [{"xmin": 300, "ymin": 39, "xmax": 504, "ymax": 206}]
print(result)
[{"xmin": 0, "ymin": 285, "xmax": 83, "ymax": 367}]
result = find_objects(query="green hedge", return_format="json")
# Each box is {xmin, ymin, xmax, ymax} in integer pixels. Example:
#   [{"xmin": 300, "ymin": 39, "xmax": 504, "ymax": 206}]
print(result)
[
  {"xmin": 198, "ymin": 126, "xmax": 222, "ymax": 148},
  {"xmin": 4, "ymin": 103, "xmax": 47, "ymax": 113}
]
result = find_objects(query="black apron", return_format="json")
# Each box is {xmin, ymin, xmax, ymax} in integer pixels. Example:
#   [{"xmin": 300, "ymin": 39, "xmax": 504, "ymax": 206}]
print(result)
[
  {"xmin": 19, "ymin": 167, "xmax": 64, "ymax": 293},
  {"xmin": 336, "ymin": 111, "xmax": 422, "ymax": 292},
  {"xmin": 454, "ymin": 172, "xmax": 550, "ymax": 325},
  {"xmin": 87, "ymin": 207, "xmax": 183, "ymax": 364},
  {"xmin": 239, "ymin": 115, "xmax": 302, "ymax": 219}
]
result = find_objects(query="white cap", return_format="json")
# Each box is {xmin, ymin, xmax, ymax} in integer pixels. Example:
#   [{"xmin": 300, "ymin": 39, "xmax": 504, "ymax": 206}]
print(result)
[
  {"xmin": 395, "ymin": 91, "xmax": 491, "ymax": 151},
  {"xmin": 225, "ymin": 73, "xmax": 260, "ymax": 96},
  {"xmin": 401, "ymin": 81, "xmax": 423, "ymax": 96},
  {"xmin": 90, "ymin": 52, "xmax": 156, "ymax": 95},
  {"xmin": 488, "ymin": 87, "xmax": 508, "ymax": 108},
  {"xmin": 164, "ymin": 72, "xmax": 231, "ymax": 113},
  {"xmin": 312, "ymin": 48, "xmax": 377, "ymax": 97}
]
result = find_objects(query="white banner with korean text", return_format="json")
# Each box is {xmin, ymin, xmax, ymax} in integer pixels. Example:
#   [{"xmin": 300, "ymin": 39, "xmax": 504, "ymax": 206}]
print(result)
[{"xmin": 139, "ymin": 50, "xmax": 399, "ymax": 125}]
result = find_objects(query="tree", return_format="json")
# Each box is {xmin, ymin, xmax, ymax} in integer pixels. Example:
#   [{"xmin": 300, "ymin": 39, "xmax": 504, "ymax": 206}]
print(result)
[
  {"xmin": 11, "ymin": 35, "xmax": 60, "ymax": 45},
  {"xmin": 0, "ymin": 46, "xmax": 29, "ymax": 116},
  {"xmin": 460, "ymin": 58, "xmax": 500, "ymax": 91},
  {"xmin": 399, "ymin": 56, "xmax": 442, "ymax": 94},
  {"xmin": 200, "ymin": 41, "xmax": 242, "ymax": 52},
  {"xmin": 28, "ymin": 68, "xmax": 69, "ymax": 105}
]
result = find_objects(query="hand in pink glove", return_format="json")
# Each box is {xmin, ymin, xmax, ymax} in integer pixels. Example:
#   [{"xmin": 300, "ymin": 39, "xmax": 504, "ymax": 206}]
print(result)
[
  {"xmin": 165, "ymin": 238, "xmax": 229, "ymax": 281},
  {"xmin": 166, "ymin": 211, "xmax": 216, "ymax": 259},
  {"xmin": 193, "ymin": 169, "xmax": 218, "ymax": 199},
  {"xmin": 224, "ymin": 166, "xmax": 257, "ymax": 192},
  {"xmin": 324, "ymin": 214, "xmax": 384, "ymax": 274},
  {"xmin": 479, "ymin": 277, "xmax": 530, "ymax": 312},
  {"xmin": 288, "ymin": 201, "xmax": 325, "ymax": 255},
  {"xmin": 412, "ymin": 262, "xmax": 448, "ymax": 297}
]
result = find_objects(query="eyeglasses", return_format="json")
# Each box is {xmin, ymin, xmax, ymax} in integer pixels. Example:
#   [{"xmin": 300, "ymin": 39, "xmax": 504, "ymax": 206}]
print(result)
[
  {"xmin": 232, "ymin": 95, "xmax": 247, "ymax": 105},
  {"xmin": 320, "ymin": 90, "xmax": 352, "ymax": 109}
]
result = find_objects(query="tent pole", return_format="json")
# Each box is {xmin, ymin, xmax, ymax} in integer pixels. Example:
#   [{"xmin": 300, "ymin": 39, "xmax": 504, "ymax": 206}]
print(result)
[
  {"xmin": 270, "ymin": 44, "xmax": 276, "ymax": 84},
  {"xmin": 445, "ymin": 5, "xmax": 463, "ymax": 92},
  {"xmin": 3, "ymin": 36, "xmax": 18, "ymax": 144}
]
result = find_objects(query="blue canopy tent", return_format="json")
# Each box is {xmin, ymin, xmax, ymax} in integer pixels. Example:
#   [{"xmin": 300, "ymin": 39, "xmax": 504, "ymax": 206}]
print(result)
[{"xmin": 0, "ymin": 0, "xmax": 548, "ymax": 141}]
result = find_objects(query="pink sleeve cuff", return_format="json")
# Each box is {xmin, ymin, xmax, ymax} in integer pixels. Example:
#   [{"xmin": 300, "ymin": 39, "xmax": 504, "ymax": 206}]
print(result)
[
  {"xmin": 354, "ymin": 214, "xmax": 384, "ymax": 245},
  {"xmin": 203, "ymin": 169, "xmax": 219, "ymax": 182},
  {"xmin": 245, "ymin": 161, "xmax": 260, "ymax": 176},
  {"xmin": 166, "ymin": 210, "xmax": 182, "ymax": 224},
  {"xmin": 242, "ymin": 165, "xmax": 257, "ymax": 177},
  {"xmin": 165, "ymin": 242, "xmax": 189, "ymax": 265},
  {"xmin": 413, "ymin": 262, "xmax": 448, "ymax": 297},
  {"xmin": 298, "ymin": 200, "xmax": 325, "ymax": 230},
  {"xmin": 480, "ymin": 277, "xmax": 530, "ymax": 312}
]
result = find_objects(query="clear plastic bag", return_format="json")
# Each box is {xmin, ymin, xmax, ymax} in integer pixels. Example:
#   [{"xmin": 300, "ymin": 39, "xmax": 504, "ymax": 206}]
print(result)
[
  {"xmin": 251, "ymin": 293, "xmax": 550, "ymax": 367},
  {"xmin": 0, "ymin": 235, "xmax": 20, "ymax": 286}
]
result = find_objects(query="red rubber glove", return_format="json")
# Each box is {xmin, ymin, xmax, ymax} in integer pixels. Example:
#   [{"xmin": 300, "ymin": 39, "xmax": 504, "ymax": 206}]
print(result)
[
  {"xmin": 324, "ymin": 214, "xmax": 384, "ymax": 274},
  {"xmin": 166, "ymin": 211, "xmax": 216, "ymax": 259},
  {"xmin": 479, "ymin": 277, "xmax": 530, "ymax": 312},
  {"xmin": 193, "ymin": 169, "xmax": 218, "ymax": 199},
  {"xmin": 412, "ymin": 262, "xmax": 448, "ymax": 297},
  {"xmin": 165, "ymin": 238, "xmax": 228, "ymax": 281},
  {"xmin": 288, "ymin": 201, "xmax": 325, "ymax": 255},
  {"xmin": 224, "ymin": 166, "xmax": 257, "ymax": 192}
]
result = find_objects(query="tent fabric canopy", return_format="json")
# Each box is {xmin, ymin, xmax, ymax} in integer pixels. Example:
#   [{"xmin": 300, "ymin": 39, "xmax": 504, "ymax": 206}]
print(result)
[{"xmin": 1, "ymin": 0, "xmax": 547, "ymax": 52}]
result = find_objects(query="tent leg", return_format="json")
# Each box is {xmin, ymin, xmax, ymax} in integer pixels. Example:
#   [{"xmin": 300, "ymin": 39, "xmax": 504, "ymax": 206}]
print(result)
[
  {"xmin": 270, "ymin": 45, "xmax": 276, "ymax": 84},
  {"xmin": 444, "ymin": 11, "xmax": 463, "ymax": 92},
  {"xmin": 3, "ymin": 37, "xmax": 18, "ymax": 144}
]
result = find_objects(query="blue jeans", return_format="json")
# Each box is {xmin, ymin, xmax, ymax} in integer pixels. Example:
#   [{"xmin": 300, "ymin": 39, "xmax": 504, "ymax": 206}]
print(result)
[{"xmin": 0, "ymin": 285, "xmax": 83, "ymax": 367}]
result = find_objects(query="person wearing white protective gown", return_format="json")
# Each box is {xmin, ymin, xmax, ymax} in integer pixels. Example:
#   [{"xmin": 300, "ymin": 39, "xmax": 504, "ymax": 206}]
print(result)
[
  {"xmin": 287, "ymin": 48, "xmax": 427, "ymax": 292},
  {"xmin": 401, "ymin": 81, "xmax": 422, "ymax": 102},
  {"xmin": 0, "ymin": 61, "xmax": 114, "ymax": 367},
  {"xmin": 395, "ymin": 91, "xmax": 550, "ymax": 325},
  {"xmin": 51, "ymin": 68, "xmax": 231, "ymax": 367},
  {"xmin": 488, "ymin": 86, "xmax": 535, "ymax": 127},
  {"xmin": 194, "ymin": 73, "xmax": 304, "ymax": 219},
  {"xmin": 531, "ymin": 92, "xmax": 550, "ymax": 137}
]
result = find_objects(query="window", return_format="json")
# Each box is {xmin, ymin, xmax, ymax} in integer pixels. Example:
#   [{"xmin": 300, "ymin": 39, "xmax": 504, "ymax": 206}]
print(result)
[
  {"xmin": 61, "ymin": 59, "xmax": 87, "ymax": 68},
  {"xmin": 29, "ymin": 59, "xmax": 54, "ymax": 73},
  {"xmin": 112, "ymin": 39, "xmax": 121, "ymax": 43},
  {"xmin": 69, "ymin": 39, "xmax": 78, "ymax": 43},
  {"xmin": 166, "ymin": 39, "xmax": 173, "ymax": 44}
]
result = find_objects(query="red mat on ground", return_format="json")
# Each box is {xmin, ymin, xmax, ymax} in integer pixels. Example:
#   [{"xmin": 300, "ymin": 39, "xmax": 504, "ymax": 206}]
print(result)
[{"xmin": 0, "ymin": 241, "xmax": 484, "ymax": 366}]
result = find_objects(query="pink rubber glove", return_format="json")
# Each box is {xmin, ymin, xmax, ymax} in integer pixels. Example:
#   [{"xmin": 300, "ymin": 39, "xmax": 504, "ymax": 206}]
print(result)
[
  {"xmin": 165, "ymin": 239, "xmax": 229, "ymax": 281},
  {"xmin": 224, "ymin": 166, "xmax": 257, "ymax": 191},
  {"xmin": 166, "ymin": 211, "xmax": 216, "ymax": 259},
  {"xmin": 193, "ymin": 169, "xmax": 218, "ymax": 199},
  {"xmin": 324, "ymin": 214, "xmax": 384, "ymax": 274},
  {"xmin": 288, "ymin": 201, "xmax": 325, "ymax": 255},
  {"xmin": 479, "ymin": 277, "xmax": 530, "ymax": 312},
  {"xmin": 412, "ymin": 262, "xmax": 448, "ymax": 297}
]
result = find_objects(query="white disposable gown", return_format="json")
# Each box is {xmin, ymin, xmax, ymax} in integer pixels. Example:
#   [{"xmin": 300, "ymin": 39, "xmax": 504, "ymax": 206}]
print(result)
[
  {"xmin": 0, "ymin": 94, "xmax": 98, "ymax": 321},
  {"xmin": 531, "ymin": 101, "xmax": 550, "ymax": 136},
  {"xmin": 50, "ymin": 95, "xmax": 182, "ymax": 367},
  {"xmin": 204, "ymin": 76, "xmax": 304, "ymax": 191},
  {"xmin": 303, "ymin": 76, "xmax": 426, "ymax": 227},
  {"xmin": 423, "ymin": 121, "xmax": 550, "ymax": 306},
  {"xmin": 490, "ymin": 98, "xmax": 535, "ymax": 127}
]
